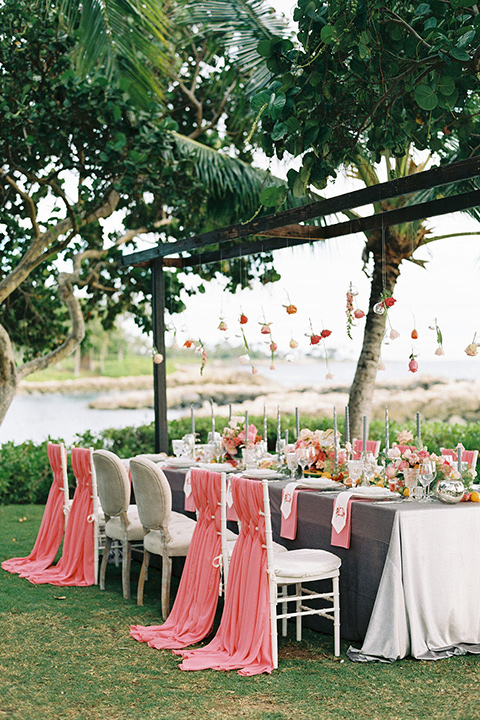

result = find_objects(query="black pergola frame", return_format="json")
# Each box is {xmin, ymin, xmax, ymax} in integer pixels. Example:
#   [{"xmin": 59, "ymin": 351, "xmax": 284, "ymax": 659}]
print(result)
[{"xmin": 119, "ymin": 156, "xmax": 480, "ymax": 452}]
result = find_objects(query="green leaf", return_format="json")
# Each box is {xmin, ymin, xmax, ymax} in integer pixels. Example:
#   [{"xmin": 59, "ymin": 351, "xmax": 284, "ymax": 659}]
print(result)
[
  {"xmin": 271, "ymin": 121, "xmax": 288, "ymax": 141},
  {"xmin": 414, "ymin": 84, "xmax": 438, "ymax": 111},
  {"xmin": 456, "ymin": 30, "xmax": 476, "ymax": 49},
  {"xmin": 268, "ymin": 92, "xmax": 286, "ymax": 119},
  {"xmin": 320, "ymin": 25, "xmax": 336, "ymax": 44},
  {"xmin": 251, "ymin": 91, "xmax": 271, "ymax": 112},
  {"xmin": 449, "ymin": 48, "xmax": 471, "ymax": 61},
  {"xmin": 259, "ymin": 185, "xmax": 284, "ymax": 207},
  {"xmin": 415, "ymin": 3, "xmax": 431, "ymax": 16},
  {"xmin": 437, "ymin": 75, "xmax": 456, "ymax": 96}
]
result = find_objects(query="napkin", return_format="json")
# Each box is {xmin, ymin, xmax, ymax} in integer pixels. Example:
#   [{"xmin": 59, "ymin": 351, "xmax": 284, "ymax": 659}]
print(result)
[
  {"xmin": 280, "ymin": 482, "xmax": 298, "ymax": 520},
  {"xmin": 331, "ymin": 491, "xmax": 351, "ymax": 533},
  {"xmin": 280, "ymin": 484, "xmax": 318, "ymax": 541},
  {"xmin": 183, "ymin": 470, "xmax": 195, "ymax": 512}
]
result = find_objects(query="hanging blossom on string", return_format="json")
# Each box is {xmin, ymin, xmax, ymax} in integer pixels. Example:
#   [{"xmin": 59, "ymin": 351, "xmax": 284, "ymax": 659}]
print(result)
[
  {"xmin": 306, "ymin": 319, "xmax": 333, "ymax": 379},
  {"xmin": 373, "ymin": 290, "xmax": 399, "ymax": 341},
  {"xmin": 195, "ymin": 339, "xmax": 208, "ymax": 375},
  {"xmin": 167, "ymin": 322, "xmax": 180, "ymax": 350},
  {"xmin": 465, "ymin": 332, "xmax": 479, "ymax": 357},
  {"xmin": 410, "ymin": 313, "xmax": 418, "ymax": 340},
  {"xmin": 282, "ymin": 290, "xmax": 297, "ymax": 315},
  {"xmin": 258, "ymin": 311, "xmax": 277, "ymax": 370},
  {"xmin": 408, "ymin": 349, "xmax": 418, "ymax": 374},
  {"xmin": 152, "ymin": 347, "xmax": 164, "ymax": 365},
  {"xmin": 183, "ymin": 339, "xmax": 196, "ymax": 349},
  {"xmin": 429, "ymin": 318, "xmax": 444, "ymax": 356},
  {"xmin": 237, "ymin": 313, "xmax": 257, "ymax": 375},
  {"xmin": 218, "ymin": 317, "xmax": 228, "ymax": 331},
  {"xmin": 345, "ymin": 282, "xmax": 365, "ymax": 339}
]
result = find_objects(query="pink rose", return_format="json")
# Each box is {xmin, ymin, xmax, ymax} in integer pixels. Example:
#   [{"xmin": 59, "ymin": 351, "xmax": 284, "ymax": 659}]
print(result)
[
  {"xmin": 354, "ymin": 309, "xmax": 365, "ymax": 319},
  {"xmin": 397, "ymin": 430, "xmax": 414, "ymax": 444},
  {"xmin": 435, "ymin": 346, "xmax": 445, "ymax": 356},
  {"xmin": 388, "ymin": 447, "xmax": 401, "ymax": 459},
  {"xmin": 465, "ymin": 343, "xmax": 478, "ymax": 357},
  {"xmin": 386, "ymin": 465, "xmax": 397, "ymax": 479},
  {"xmin": 390, "ymin": 329, "xmax": 400, "ymax": 340}
]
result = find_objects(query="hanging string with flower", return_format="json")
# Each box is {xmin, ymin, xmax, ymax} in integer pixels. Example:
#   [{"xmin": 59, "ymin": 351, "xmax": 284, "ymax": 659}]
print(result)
[
  {"xmin": 345, "ymin": 282, "xmax": 365, "ymax": 339},
  {"xmin": 465, "ymin": 332, "xmax": 479, "ymax": 357},
  {"xmin": 259, "ymin": 310, "xmax": 276, "ymax": 370},
  {"xmin": 238, "ymin": 312, "xmax": 257, "ymax": 375},
  {"xmin": 306, "ymin": 319, "xmax": 333, "ymax": 380},
  {"xmin": 196, "ymin": 339, "xmax": 208, "ymax": 375},
  {"xmin": 429, "ymin": 318, "xmax": 444, "ymax": 356}
]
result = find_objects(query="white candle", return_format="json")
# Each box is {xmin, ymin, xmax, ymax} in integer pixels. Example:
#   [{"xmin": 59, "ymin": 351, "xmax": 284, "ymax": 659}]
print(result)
[
  {"xmin": 191, "ymin": 404, "xmax": 195, "ymax": 437},
  {"xmin": 344, "ymin": 406, "xmax": 350, "ymax": 444},
  {"xmin": 263, "ymin": 405, "xmax": 267, "ymax": 444},
  {"xmin": 210, "ymin": 398, "xmax": 215, "ymax": 436},
  {"xmin": 295, "ymin": 407, "xmax": 300, "ymax": 439},
  {"xmin": 362, "ymin": 415, "xmax": 367, "ymax": 452},
  {"xmin": 385, "ymin": 407, "xmax": 389, "ymax": 452},
  {"xmin": 458, "ymin": 445, "xmax": 462, "ymax": 474},
  {"xmin": 333, "ymin": 407, "xmax": 338, "ymax": 470}
]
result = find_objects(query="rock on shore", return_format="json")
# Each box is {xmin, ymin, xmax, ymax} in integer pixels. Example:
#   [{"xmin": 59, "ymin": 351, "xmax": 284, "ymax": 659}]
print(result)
[{"xmin": 19, "ymin": 364, "xmax": 480, "ymax": 424}]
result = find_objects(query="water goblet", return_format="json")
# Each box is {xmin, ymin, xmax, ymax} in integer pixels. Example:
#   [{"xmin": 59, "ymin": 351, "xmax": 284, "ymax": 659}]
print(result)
[
  {"xmin": 172, "ymin": 439, "xmax": 185, "ymax": 458},
  {"xmin": 286, "ymin": 452, "xmax": 298, "ymax": 480},
  {"xmin": 295, "ymin": 446, "xmax": 315, "ymax": 480},
  {"xmin": 419, "ymin": 460, "xmax": 436, "ymax": 502},
  {"xmin": 403, "ymin": 467, "xmax": 419, "ymax": 501},
  {"xmin": 347, "ymin": 460, "xmax": 362, "ymax": 488}
]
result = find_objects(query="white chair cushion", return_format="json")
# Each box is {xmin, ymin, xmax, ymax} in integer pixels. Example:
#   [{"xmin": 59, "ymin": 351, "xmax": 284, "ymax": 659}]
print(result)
[
  {"xmin": 144, "ymin": 513, "xmax": 196, "ymax": 557},
  {"xmin": 273, "ymin": 548, "xmax": 341, "ymax": 579},
  {"xmin": 226, "ymin": 535, "xmax": 287, "ymax": 557},
  {"xmin": 105, "ymin": 507, "xmax": 144, "ymax": 542}
]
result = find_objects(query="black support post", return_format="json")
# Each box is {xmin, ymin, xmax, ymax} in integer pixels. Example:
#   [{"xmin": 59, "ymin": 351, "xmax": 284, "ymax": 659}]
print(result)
[{"xmin": 151, "ymin": 259, "xmax": 168, "ymax": 453}]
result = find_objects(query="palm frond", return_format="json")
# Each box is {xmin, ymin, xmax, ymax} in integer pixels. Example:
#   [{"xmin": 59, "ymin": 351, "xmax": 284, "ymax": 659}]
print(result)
[
  {"xmin": 179, "ymin": 0, "xmax": 291, "ymax": 95},
  {"xmin": 58, "ymin": 0, "xmax": 170, "ymax": 106}
]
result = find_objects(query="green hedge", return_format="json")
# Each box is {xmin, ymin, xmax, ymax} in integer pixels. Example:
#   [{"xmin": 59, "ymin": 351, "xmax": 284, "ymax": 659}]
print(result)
[{"xmin": 1, "ymin": 416, "xmax": 479, "ymax": 505}]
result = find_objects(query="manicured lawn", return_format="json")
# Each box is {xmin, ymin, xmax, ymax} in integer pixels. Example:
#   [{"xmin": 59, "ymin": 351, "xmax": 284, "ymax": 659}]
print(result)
[{"xmin": 1, "ymin": 504, "xmax": 478, "ymax": 720}]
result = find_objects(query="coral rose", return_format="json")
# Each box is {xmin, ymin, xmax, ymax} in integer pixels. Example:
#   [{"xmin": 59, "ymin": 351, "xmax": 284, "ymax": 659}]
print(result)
[{"xmin": 354, "ymin": 309, "xmax": 365, "ymax": 319}]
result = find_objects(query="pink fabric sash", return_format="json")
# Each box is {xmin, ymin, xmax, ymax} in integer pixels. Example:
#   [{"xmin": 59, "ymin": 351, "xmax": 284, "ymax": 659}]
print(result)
[
  {"xmin": 130, "ymin": 469, "xmax": 222, "ymax": 649},
  {"xmin": 25, "ymin": 448, "xmax": 95, "ymax": 587},
  {"xmin": 2, "ymin": 444, "xmax": 67, "ymax": 577},
  {"xmin": 176, "ymin": 475, "xmax": 273, "ymax": 676}
]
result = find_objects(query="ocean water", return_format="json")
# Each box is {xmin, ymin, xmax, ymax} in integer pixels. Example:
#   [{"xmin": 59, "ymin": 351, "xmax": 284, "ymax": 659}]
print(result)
[{"xmin": 1, "ymin": 359, "xmax": 477, "ymax": 444}]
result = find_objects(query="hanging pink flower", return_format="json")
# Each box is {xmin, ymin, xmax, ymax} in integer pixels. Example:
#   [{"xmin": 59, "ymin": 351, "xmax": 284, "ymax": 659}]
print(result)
[
  {"xmin": 251, "ymin": 366, "xmax": 258, "ymax": 375},
  {"xmin": 218, "ymin": 320, "xmax": 227, "ymax": 331},
  {"xmin": 390, "ymin": 329, "xmax": 400, "ymax": 340},
  {"xmin": 354, "ymin": 309, "xmax": 365, "ymax": 319},
  {"xmin": 260, "ymin": 323, "xmax": 271, "ymax": 335},
  {"xmin": 435, "ymin": 346, "xmax": 445, "ymax": 356},
  {"xmin": 377, "ymin": 359, "xmax": 386, "ymax": 371},
  {"xmin": 321, "ymin": 329, "xmax": 332, "ymax": 338},
  {"xmin": 325, "ymin": 372, "xmax": 334, "ymax": 380},
  {"xmin": 408, "ymin": 355, "xmax": 418, "ymax": 373},
  {"xmin": 270, "ymin": 341, "xmax": 278, "ymax": 353}
]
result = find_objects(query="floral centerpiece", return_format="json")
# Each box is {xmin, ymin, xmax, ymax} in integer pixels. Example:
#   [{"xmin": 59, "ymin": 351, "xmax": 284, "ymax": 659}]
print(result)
[
  {"xmin": 295, "ymin": 428, "xmax": 347, "ymax": 481},
  {"xmin": 221, "ymin": 417, "xmax": 260, "ymax": 466}
]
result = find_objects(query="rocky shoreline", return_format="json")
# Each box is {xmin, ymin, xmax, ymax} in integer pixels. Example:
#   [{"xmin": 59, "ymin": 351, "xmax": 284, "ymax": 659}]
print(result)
[{"xmin": 18, "ymin": 364, "xmax": 480, "ymax": 424}]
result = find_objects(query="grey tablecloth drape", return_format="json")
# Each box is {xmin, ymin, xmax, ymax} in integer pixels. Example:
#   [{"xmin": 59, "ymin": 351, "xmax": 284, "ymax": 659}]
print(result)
[{"xmin": 163, "ymin": 469, "xmax": 480, "ymax": 662}]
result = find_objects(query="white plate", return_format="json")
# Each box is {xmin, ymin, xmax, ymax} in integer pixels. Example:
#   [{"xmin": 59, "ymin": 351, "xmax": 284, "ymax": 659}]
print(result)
[
  {"xmin": 197, "ymin": 462, "xmax": 237, "ymax": 473},
  {"xmin": 164, "ymin": 457, "xmax": 196, "ymax": 468},
  {"xmin": 298, "ymin": 477, "xmax": 340, "ymax": 490},
  {"xmin": 242, "ymin": 469, "xmax": 284, "ymax": 480},
  {"xmin": 351, "ymin": 486, "xmax": 399, "ymax": 499}
]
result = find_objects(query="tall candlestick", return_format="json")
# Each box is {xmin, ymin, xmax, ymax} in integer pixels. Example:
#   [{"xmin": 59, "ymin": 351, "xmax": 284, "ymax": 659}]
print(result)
[
  {"xmin": 245, "ymin": 410, "xmax": 249, "ymax": 446},
  {"xmin": 190, "ymin": 404, "xmax": 195, "ymax": 437},
  {"xmin": 333, "ymin": 407, "xmax": 338, "ymax": 471},
  {"xmin": 295, "ymin": 407, "xmax": 300, "ymax": 439},
  {"xmin": 385, "ymin": 407, "xmax": 389, "ymax": 452},
  {"xmin": 285, "ymin": 429, "xmax": 289, "ymax": 446},
  {"xmin": 276, "ymin": 406, "xmax": 281, "ymax": 459},
  {"xmin": 344, "ymin": 406, "xmax": 350, "ymax": 444},
  {"xmin": 362, "ymin": 415, "xmax": 367, "ymax": 452},
  {"xmin": 416, "ymin": 412, "xmax": 421, "ymax": 442},
  {"xmin": 228, "ymin": 403, "xmax": 232, "ymax": 422},
  {"xmin": 210, "ymin": 398, "xmax": 215, "ymax": 436},
  {"xmin": 263, "ymin": 405, "xmax": 267, "ymax": 444},
  {"xmin": 457, "ymin": 445, "xmax": 462, "ymax": 474}
]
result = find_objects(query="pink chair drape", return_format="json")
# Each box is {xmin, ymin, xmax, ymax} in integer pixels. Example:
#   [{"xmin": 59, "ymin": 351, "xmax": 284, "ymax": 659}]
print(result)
[
  {"xmin": 130, "ymin": 468, "xmax": 223, "ymax": 649},
  {"xmin": 352, "ymin": 439, "xmax": 381, "ymax": 459},
  {"xmin": 441, "ymin": 448, "xmax": 477, "ymax": 467},
  {"xmin": 2, "ymin": 443, "xmax": 67, "ymax": 577},
  {"xmin": 176, "ymin": 475, "xmax": 274, "ymax": 676},
  {"xmin": 25, "ymin": 447, "xmax": 95, "ymax": 587}
]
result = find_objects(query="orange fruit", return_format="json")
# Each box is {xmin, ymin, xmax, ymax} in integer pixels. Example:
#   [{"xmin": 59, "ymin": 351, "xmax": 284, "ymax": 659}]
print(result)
[
  {"xmin": 471, "ymin": 491, "xmax": 480, "ymax": 503},
  {"xmin": 403, "ymin": 487, "xmax": 410, "ymax": 497}
]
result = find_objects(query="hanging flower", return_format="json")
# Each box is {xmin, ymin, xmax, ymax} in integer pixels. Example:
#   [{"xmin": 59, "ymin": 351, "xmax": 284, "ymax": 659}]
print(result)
[
  {"xmin": 411, "ymin": 329, "xmax": 418, "ymax": 339},
  {"xmin": 346, "ymin": 283, "xmax": 365, "ymax": 338},
  {"xmin": 183, "ymin": 339, "xmax": 196, "ymax": 349},
  {"xmin": 384, "ymin": 297, "xmax": 396, "ymax": 308},
  {"xmin": 390, "ymin": 329, "xmax": 400, "ymax": 340},
  {"xmin": 310, "ymin": 334, "xmax": 321, "ymax": 345},
  {"xmin": 429, "ymin": 318, "xmax": 444, "ymax": 356},
  {"xmin": 354, "ymin": 309, "xmax": 365, "ymax": 319},
  {"xmin": 239, "ymin": 315, "xmax": 255, "ymax": 375},
  {"xmin": 377, "ymin": 358, "xmax": 386, "ymax": 371},
  {"xmin": 465, "ymin": 332, "xmax": 478, "ymax": 357},
  {"xmin": 289, "ymin": 338, "xmax": 299, "ymax": 349},
  {"xmin": 240, "ymin": 313, "xmax": 248, "ymax": 325},
  {"xmin": 321, "ymin": 329, "xmax": 332, "ymax": 339},
  {"xmin": 260, "ymin": 323, "xmax": 272, "ymax": 335},
  {"xmin": 283, "ymin": 290, "xmax": 297, "ymax": 314},
  {"xmin": 251, "ymin": 366, "xmax": 258, "ymax": 375},
  {"xmin": 435, "ymin": 346, "xmax": 445, "ymax": 356},
  {"xmin": 218, "ymin": 320, "xmax": 227, "ymax": 331},
  {"xmin": 408, "ymin": 351, "xmax": 418, "ymax": 373},
  {"xmin": 196, "ymin": 339, "xmax": 207, "ymax": 375},
  {"xmin": 325, "ymin": 372, "xmax": 334, "ymax": 380},
  {"xmin": 238, "ymin": 354, "xmax": 250, "ymax": 365},
  {"xmin": 153, "ymin": 353, "xmax": 163, "ymax": 364}
]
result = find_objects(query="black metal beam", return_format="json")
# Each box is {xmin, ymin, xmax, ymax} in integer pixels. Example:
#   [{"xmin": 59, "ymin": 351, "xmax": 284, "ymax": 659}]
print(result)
[
  {"xmin": 179, "ymin": 188, "xmax": 480, "ymax": 266},
  {"xmin": 151, "ymin": 259, "xmax": 169, "ymax": 453},
  {"xmin": 119, "ymin": 156, "xmax": 480, "ymax": 266}
]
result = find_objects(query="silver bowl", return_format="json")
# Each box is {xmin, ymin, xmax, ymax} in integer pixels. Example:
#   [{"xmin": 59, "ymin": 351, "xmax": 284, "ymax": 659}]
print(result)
[{"xmin": 434, "ymin": 478, "xmax": 465, "ymax": 504}]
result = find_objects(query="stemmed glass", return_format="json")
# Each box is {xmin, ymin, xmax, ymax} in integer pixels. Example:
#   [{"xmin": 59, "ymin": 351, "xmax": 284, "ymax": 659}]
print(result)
[
  {"xmin": 418, "ymin": 460, "xmax": 436, "ymax": 502},
  {"xmin": 347, "ymin": 460, "xmax": 362, "ymax": 489},
  {"xmin": 403, "ymin": 467, "xmax": 419, "ymax": 501},
  {"xmin": 286, "ymin": 451, "xmax": 298, "ymax": 480},
  {"xmin": 172, "ymin": 439, "xmax": 185, "ymax": 458},
  {"xmin": 295, "ymin": 446, "xmax": 315, "ymax": 480}
]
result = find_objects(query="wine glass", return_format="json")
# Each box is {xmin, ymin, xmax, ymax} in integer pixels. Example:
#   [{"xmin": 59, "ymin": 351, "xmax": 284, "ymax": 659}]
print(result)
[
  {"xmin": 295, "ymin": 446, "xmax": 315, "ymax": 480},
  {"xmin": 403, "ymin": 467, "xmax": 419, "ymax": 501},
  {"xmin": 418, "ymin": 460, "xmax": 436, "ymax": 502},
  {"xmin": 286, "ymin": 452, "xmax": 298, "ymax": 479},
  {"xmin": 347, "ymin": 460, "xmax": 362, "ymax": 488},
  {"xmin": 172, "ymin": 439, "xmax": 185, "ymax": 458}
]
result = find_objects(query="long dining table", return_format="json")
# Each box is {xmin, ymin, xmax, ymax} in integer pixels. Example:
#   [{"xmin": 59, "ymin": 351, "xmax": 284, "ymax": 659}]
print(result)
[{"xmin": 162, "ymin": 467, "xmax": 480, "ymax": 663}]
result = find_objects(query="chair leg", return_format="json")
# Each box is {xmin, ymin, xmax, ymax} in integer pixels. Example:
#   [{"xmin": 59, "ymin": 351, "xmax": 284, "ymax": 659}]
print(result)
[
  {"xmin": 161, "ymin": 554, "xmax": 172, "ymax": 620},
  {"xmin": 296, "ymin": 582, "xmax": 302, "ymax": 642},
  {"xmin": 137, "ymin": 549, "xmax": 150, "ymax": 606},
  {"xmin": 281, "ymin": 585, "xmax": 288, "ymax": 637},
  {"xmin": 99, "ymin": 536, "xmax": 112, "ymax": 591},
  {"xmin": 333, "ymin": 576, "xmax": 340, "ymax": 657},
  {"xmin": 122, "ymin": 540, "xmax": 131, "ymax": 600}
]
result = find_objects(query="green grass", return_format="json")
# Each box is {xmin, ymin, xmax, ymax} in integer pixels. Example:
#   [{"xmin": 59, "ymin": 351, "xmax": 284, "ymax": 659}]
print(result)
[
  {"xmin": 1, "ymin": 505, "xmax": 479, "ymax": 720},
  {"xmin": 26, "ymin": 355, "xmax": 176, "ymax": 382}
]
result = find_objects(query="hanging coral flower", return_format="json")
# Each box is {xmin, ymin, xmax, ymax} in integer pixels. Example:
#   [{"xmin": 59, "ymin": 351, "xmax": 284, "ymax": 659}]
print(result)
[
  {"xmin": 251, "ymin": 366, "xmax": 258, "ymax": 375},
  {"xmin": 354, "ymin": 309, "xmax": 365, "ymax": 319},
  {"xmin": 289, "ymin": 339, "xmax": 298, "ymax": 349},
  {"xmin": 218, "ymin": 320, "xmax": 227, "ymax": 331},
  {"xmin": 310, "ymin": 334, "xmax": 321, "ymax": 345},
  {"xmin": 270, "ymin": 363, "xmax": 275, "ymax": 370},
  {"xmin": 321, "ymin": 329, "xmax": 332, "ymax": 339},
  {"xmin": 325, "ymin": 372, "xmax": 334, "ymax": 380},
  {"xmin": 260, "ymin": 323, "xmax": 271, "ymax": 335},
  {"xmin": 285, "ymin": 304, "xmax": 297, "ymax": 314},
  {"xmin": 411, "ymin": 329, "xmax": 418, "ymax": 339},
  {"xmin": 240, "ymin": 314, "xmax": 248, "ymax": 325},
  {"xmin": 270, "ymin": 341, "xmax": 278, "ymax": 353},
  {"xmin": 390, "ymin": 329, "xmax": 400, "ymax": 340},
  {"xmin": 408, "ymin": 351, "xmax": 418, "ymax": 373},
  {"xmin": 183, "ymin": 339, "xmax": 196, "ymax": 349}
]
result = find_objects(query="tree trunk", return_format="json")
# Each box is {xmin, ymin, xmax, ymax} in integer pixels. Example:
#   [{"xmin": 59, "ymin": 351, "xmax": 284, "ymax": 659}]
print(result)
[
  {"xmin": 0, "ymin": 324, "xmax": 18, "ymax": 425},
  {"xmin": 349, "ymin": 232, "xmax": 402, "ymax": 439}
]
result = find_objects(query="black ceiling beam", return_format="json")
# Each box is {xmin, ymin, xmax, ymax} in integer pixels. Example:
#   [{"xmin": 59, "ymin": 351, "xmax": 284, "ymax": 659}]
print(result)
[
  {"xmin": 119, "ymin": 156, "xmax": 480, "ymax": 266},
  {"xmin": 179, "ymin": 188, "xmax": 480, "ymax": 267}
]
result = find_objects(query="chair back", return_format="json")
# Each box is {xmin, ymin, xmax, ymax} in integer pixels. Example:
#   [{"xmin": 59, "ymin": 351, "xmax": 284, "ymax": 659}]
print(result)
[
  {"xmin": 130, "ymin": 457, "xmax": 172, "ymax": 532},
  {"xmin": 441, "ymin": 448, "xmax": 478, "ymax": 469},
  {"xmin": 352, "ymin": 439, "xmax": 381, "ymax": 459},
  {"xmin": 93, "ymin": 449, "xmax": 131, "ymax": 518}
]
